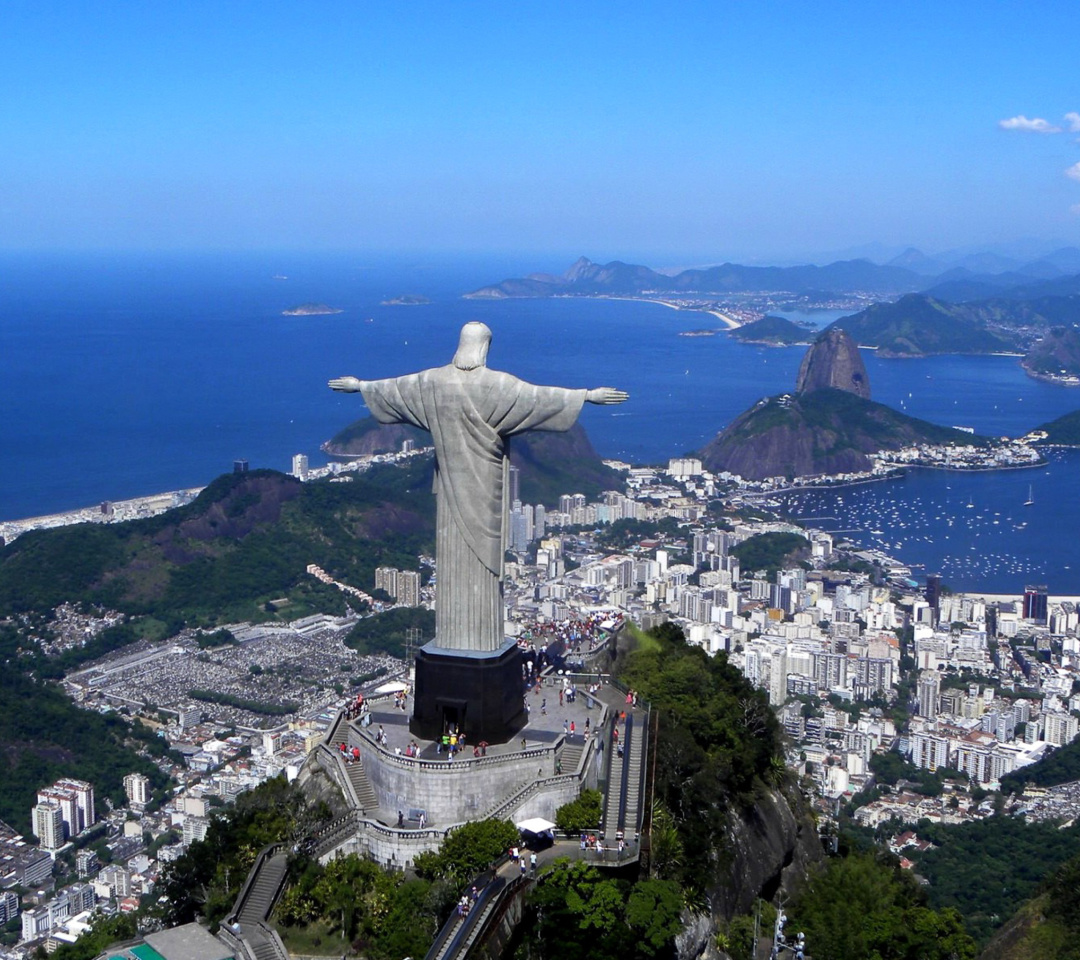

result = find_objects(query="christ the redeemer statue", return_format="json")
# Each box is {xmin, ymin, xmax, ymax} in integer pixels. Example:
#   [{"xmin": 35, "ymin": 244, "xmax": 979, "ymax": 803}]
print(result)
[{"xmin": 330, "ymin": 322, "xmax": 628, "ymax": 659}]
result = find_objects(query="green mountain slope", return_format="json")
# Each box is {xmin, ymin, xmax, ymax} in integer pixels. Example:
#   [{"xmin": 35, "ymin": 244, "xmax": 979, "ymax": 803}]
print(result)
[
  {"xmin": 1033, "ymin": 409, "xmax": 1080, "ymax": 445},
  {"xmin": 729, "ymin": 315, "xmax": 813, "ymax": 344},
  {"xmin": 1022, "ymin": 325, "xmax": 1080, "ymax": 379},
  {"xmin": 0, "ymin": 463, "xmax": 436, "ymax": 626},
  {"xmin": 699, "ymin": 388, "xmax": 981, "ymax": 480},
  {"xmin": 830, "ymin": 294, "xmax": 1016, "ymax": 355}
]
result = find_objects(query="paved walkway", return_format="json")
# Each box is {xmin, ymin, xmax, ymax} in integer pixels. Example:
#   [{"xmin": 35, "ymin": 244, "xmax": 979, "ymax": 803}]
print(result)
[{"xmin": 352, "ymin": 670, "xmax": 622, "ymax": 761}]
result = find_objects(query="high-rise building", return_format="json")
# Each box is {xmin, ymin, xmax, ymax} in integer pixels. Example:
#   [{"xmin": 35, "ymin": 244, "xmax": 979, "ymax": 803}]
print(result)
[
  {"xmin": 75, "ymin": 849, "xmax": 100, "ymax": 878},
  {"xmin": 769, "ymin": 649, "xmax": 789, "ymax": 706},
  {"xmin": 123, "ymin": 773, "xmax": 150, "ymax": 810},
  {"xmin": 916, "ymin": 670, "xmax": 941, "ymax": 719},
  {"xmin": 374, "ymin": 566, "xmax": 421, "ymax": 606},
  {"xmin": 32, "ymin": 801, "xmax": 65, "ymax": 850},
  {"xmin": 396, "ymin": 570, "xmax": 421, "ymax": 607},
  {"xmin": 54, "ymin": 779, "xmax": 95, "ymax": 833},
  {"xmin": 925, "ymin": 574, "xmax": 942, "ymax": 616},
  {"xmin": 291, "ymin": 453, "xmax": 309, "ymax": 480},
  {"xmin": 0, "ymin": 890, "xmax": 19, "ymax": 925},
  {"xmin": 508, "ymin": 464, "xmax": 520, "ymax": 504},
  {"xmin": 183, "ymin": 817, "xmax": 210, "ymax": 846},
  {"xmin": 1023, "ymin": 585, "xmax": 1049, "ymax": 624},
  {"xmin": 35, "ymin": 789, "xmax": 77, "ymax": 840},
  {"xmin": 233, "ymin": 459, "xmax": 249, "ymax": 473}
]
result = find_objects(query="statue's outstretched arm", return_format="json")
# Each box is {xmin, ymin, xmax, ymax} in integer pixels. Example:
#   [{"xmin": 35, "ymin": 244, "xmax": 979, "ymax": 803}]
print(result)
[
  {"xmin": 328, "ymin": 376, "xmax": 367, "ymax": 393},
  {"xmin": 586, "ymin": 387, "xmax": 629, "ymax": 405}
]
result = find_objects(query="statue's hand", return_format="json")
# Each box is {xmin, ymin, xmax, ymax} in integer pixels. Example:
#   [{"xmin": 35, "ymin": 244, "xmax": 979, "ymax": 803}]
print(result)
[
  {"xmin": 587, "ymin": 387, "xmax": 629, "ymax": 405},
  {"xmin": 328, "ymin": 376, "xmax": 365, "ymax": 393}
]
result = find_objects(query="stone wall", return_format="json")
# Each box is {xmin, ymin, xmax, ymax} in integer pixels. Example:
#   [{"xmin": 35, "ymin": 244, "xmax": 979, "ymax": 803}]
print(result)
[{"xmin": 355, "ymin": 734, "xmax": 564, "ymax": 825}]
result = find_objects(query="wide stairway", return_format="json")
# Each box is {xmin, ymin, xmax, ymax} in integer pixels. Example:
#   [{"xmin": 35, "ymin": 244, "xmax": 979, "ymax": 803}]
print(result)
[{"xmin": 602, "ymin": 712, "xmax": 646, "ymax": 843}]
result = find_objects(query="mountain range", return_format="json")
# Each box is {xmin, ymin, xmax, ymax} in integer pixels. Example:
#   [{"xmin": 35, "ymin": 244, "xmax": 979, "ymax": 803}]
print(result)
[{"xmin": 466, "ymin": 250, "xmax": 1080, "ymax": 300}]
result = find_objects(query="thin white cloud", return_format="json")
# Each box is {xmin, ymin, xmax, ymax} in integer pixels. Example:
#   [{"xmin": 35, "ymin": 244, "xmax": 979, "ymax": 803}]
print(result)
[
  {"xmin": 1072, "ymin": 203, "xmax": 1080, "ymax": 216},
  {"xmin": 1066, "ymin": 112, "xmax": 1080, "ymax": 133},
  {"xmin": 1067, "ymin": 162, "xmax": 1080, "ymax": 182},
  {"xmin": 999, "ymin": 115, "xmax": 1062, "ymax": 133}
]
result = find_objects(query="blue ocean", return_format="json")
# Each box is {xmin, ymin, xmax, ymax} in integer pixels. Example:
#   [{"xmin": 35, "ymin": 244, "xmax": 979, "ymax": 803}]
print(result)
[{"xmin": 3, "ymin": 252, "xmax": 1079, "ymax": 593}]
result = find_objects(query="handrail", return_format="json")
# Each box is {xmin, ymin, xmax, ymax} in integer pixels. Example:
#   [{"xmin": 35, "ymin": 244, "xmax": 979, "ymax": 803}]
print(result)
[
  {"xmin": 635, "ymin": 704, "xmax": 651, "ymax": 838},
  {"xmin": 442, "ymin": 876, "xmax": 506, "ymax": 960},
  {"xmin": 481, "ymin": 773, "xmax": 580, "ymax": 823},
  {"xmin": 316, "ymin": 743, "xmax": 364, "ymax": 811},
  {"xmin": 344, "ymin": 717, "xmax": 563, "ymax": 771}
]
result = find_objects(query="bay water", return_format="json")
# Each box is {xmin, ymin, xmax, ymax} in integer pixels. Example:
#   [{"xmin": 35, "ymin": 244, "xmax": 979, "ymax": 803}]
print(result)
[{"xmin": 2, "ymin": 253, "xmax": 1078, "ymax": 593}]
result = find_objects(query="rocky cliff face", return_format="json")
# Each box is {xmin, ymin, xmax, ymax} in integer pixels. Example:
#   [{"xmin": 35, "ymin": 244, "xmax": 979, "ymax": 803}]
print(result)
[
  {"xmin": 676, "ymin": 782, "xmax": 823, "ymax": 960},
  {"xmin": 795, "ymin": 327, "xmax": 870, "ymax": 398}
]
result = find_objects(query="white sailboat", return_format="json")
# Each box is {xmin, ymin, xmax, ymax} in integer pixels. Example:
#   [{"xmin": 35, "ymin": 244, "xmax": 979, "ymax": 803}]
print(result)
[{"xmin": 1023, "ymin": 484, "xmax": 1034, "ymax": 507}]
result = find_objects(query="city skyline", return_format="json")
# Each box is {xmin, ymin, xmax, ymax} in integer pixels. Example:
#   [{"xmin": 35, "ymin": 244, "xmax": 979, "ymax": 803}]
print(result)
[{"xmin": 2, "ymin": 2, "xmax": 1078, "ymax": 264}]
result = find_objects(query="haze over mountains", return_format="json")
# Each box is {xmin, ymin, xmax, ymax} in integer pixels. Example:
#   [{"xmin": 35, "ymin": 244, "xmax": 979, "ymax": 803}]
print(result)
[{"xmin": 466, "ymin": 246, "xmax": 1080, "ymax": 301}]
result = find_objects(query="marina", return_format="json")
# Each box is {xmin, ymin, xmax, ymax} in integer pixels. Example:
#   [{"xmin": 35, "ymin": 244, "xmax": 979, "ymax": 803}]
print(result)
[{"xmin": 774, "ymin": 447, "xmax": 1077, "ymax": 593}]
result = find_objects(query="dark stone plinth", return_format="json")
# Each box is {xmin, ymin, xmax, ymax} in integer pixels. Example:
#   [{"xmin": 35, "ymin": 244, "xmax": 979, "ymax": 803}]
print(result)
[{"xmin": 410, "ymin": 640, "xmax": 525, "ymax": 744}]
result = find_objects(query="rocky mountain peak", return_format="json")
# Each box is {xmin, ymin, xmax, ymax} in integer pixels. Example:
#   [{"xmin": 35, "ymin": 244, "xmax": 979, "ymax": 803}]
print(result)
[{"xmin": 795, "ymin": 327, "xmax": 871, "ymax": 399}]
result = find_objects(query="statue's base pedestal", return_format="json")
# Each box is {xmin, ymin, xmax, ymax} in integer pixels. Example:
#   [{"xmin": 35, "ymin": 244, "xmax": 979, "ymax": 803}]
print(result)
[{"xmin": 410, "ymin": 640, "xmax": 525, "ymax": 744}]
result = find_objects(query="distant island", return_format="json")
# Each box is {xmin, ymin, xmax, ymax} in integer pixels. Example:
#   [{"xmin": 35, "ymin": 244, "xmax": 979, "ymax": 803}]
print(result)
[
  {"xmin": 730, "ymin": 315, "xmax": 813, "ymax": 345},
  {"xmin": 282, "ymin": 303, "xmax": 343, "ymax": 316},
  {"xmin": 380, "ymin": 294, "xmax": 431, "ymax": 306}
]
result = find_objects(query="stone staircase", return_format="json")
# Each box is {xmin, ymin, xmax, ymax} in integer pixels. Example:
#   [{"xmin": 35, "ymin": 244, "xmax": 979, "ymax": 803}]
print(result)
[
  {"xmin": 249, "ymin": 933, "xmax": 282, "ymax": 960},
  {"xmin": 558, "ymin": 739, "xmax": 584, "ymax": 774},
  {"xmin": 345, "ymin": 759, "xmax": 379, "ymax": 815},
  {"xmin": 236, "ymin": 851, "xmax": 288, "ymax": 926}
]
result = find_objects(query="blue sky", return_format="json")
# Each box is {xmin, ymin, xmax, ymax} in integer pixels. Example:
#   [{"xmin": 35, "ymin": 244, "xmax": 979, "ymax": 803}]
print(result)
[{"xmin": 2, "ymin": 1, "xmax": 1078, "ymax": 264}]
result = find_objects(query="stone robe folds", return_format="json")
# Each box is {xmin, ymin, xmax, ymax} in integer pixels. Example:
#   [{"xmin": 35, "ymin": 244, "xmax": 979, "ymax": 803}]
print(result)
[{"xmin": 360, "ymin": 365, "xmax": 587, "ymax": 652}]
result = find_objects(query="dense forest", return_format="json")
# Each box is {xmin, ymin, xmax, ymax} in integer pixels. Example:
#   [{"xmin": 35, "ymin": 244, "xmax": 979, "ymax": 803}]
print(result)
[{"xmin": 0, "ymin": 462, "xmax": 437, "ymax": 629}]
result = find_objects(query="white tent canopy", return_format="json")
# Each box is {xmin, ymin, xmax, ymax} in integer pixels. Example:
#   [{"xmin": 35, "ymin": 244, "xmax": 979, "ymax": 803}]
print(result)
[
  {"xmin": 373, "ymin": 680, "xmax": 409, "ymax": 694},
  {"xmin": 516, "ymin": 817, "xmax": 556, "ymax": 834}
]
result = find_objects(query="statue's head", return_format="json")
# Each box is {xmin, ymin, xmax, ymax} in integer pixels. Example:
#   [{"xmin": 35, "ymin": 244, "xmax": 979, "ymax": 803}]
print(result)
[{"xmin": 453, "ymin": 322, "xmax": 492, "ymax": 371}]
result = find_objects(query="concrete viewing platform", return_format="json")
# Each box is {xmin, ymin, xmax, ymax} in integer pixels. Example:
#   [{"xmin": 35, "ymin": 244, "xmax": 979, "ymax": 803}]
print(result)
[{"xmin": 302, "ymin": 668, "xmax": 650, "ymax": 869}]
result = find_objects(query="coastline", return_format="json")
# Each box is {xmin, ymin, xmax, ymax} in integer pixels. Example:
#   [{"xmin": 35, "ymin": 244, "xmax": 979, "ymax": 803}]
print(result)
[
  {"xmin": 498, "ymin": 292, "xmax": 747, "ymax": 330},
  {"xmin": 594, "ymin": 295, "xmax": 743, "ymax": 330}
]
